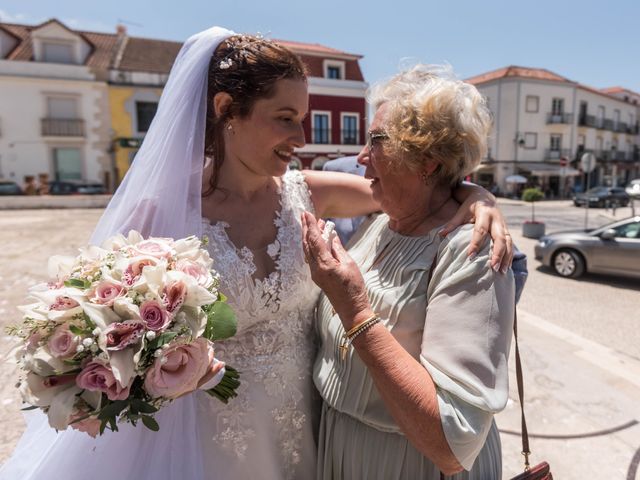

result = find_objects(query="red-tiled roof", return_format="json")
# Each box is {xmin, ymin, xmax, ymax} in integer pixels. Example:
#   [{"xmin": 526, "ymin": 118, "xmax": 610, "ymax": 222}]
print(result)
[
  {"xmin": 274, "ymin": 38, "xmax": 362, "ymax": 58},
  {"xmin": 600, "ymin": 86, "xmax": 640, "ymax": 97},
  {"xmin": 0, "ymin": 19, "xmax": 118, "ymax": 69},
  {"xmin": 466, "ymin": 65, "xmax": 575, "ymax": 85},
  {"xmin": 0, "ymin": 19, "xmax": 362, "ymax": 74},
  {"xmin": 116, "ymin": 37, "xmax": 182, "ymax": 73}
]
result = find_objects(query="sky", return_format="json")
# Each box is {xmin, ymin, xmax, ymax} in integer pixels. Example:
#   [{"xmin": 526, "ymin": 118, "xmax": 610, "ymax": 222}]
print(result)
[{"xmin": 2, "ymin": 0, "xmax": 639, "ymax": 92}]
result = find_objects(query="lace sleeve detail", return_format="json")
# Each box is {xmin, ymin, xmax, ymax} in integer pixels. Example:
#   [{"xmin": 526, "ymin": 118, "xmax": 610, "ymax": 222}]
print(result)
[{"xmin": 282, "ymin": 170, "xmax": 315, "ymax": 215}]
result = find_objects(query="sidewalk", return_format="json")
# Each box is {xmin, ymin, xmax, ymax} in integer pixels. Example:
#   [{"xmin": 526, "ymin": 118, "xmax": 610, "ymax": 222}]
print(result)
[{"xmin": 496, "ymin": 309, "xmax": 640, "ymax": 479}]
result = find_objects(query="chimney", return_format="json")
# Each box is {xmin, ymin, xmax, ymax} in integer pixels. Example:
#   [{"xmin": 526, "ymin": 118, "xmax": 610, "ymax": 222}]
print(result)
[{"xmin": 116, "ymin": 24, "xmax": 127, "ymax": 36}]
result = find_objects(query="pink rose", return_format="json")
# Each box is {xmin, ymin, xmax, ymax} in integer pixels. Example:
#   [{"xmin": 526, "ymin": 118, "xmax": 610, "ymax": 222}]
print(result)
[
  {"xmin": 26, "ymin": 331, "xmax": 44, "ymax": 352},
  {"xmin": 69, "ymin": 412, "xmax": 101, "ymax": 438},
  {"xmin": 122, "ymin": 258, "xmax": 158, "ymax": 286},
  {"xmin": 48, "ymin": 325, "xmax": 79, "ymax": 358},
  {"xmin": 89, "ymin": 281, "xmax": 125, "ymax": 306},
  {"xmin": 144, "ymin": 338, "xmax": 217, "ymax": 399},
  {"xmin": 175, "ymin": 259, "xmax": 211, "ymax": 287},
  {"xmin": 49, "ymin": 296, "xmax": 79, "ymax": 311},
  {"xmin": 76, "ymin": 361, "xmax": 130, "ymax": 401},
  {"xmin": 133, "ymin": 240, "xmax": 173, "ymax": 259},
  {"xmin": 104, "ymin": 320, "xmax": 146, "ymax": 351},
  {"xmin": 162, "ymin": 281, "xmax": 187, "ymax": 313},
  {"xmin": 140, "ymin": 300, "xmax": 170, "ymax": 331}
]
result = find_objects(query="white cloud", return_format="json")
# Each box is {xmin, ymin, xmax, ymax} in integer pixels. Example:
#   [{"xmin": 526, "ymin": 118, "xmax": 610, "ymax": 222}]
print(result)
[{"xmin": 0, "ymin": 9, "xmax": 45, "ymax": 24}]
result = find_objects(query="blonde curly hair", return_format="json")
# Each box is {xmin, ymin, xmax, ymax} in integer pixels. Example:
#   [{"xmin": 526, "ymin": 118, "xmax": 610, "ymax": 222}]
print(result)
[{"xmin": 368, "ymin": 64, "xmax": 491, "ymax": 185}]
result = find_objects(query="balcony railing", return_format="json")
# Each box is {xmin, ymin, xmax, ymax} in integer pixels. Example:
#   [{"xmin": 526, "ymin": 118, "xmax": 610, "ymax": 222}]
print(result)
[
  {"xmin": 627, "ymin": 123, "xmax": 639, "ymax": 135},
  {"xmin": 311, "ymin": 128, "xmax": 331, "ymax": 144},
  {"xmin": 41, "ymin": 118, "xmax": 85, "ymax": 137},
  {"xmin": 340, "ymin": 129, "xmax": 359, "ymax": 145},
  {"xmin": 545, "ymin": 148, "xmax": 571, "ymax": 160},
  {"xmin": 546, "ymin": 112, "xmax": 574, "ymax": 124},
  {"xmin": 614, "ymin": 122, "xmax": 629, "ymax": 133},
  {"xmin": 603, "ymin": 119, "xmax": 614, "ymax": 131},
  {"xmin": 578, "ymin": 115, "xmax": 596, "ymax": 127}
]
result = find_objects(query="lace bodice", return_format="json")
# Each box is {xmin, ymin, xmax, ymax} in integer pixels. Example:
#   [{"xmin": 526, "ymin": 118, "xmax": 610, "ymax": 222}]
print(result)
[
  {"xmin": 201, "ymin": 170, "xmax": 319, "ymax": 327},
  {"xmin": 199, "ymin": 170, "xmax": 320, "ymax": 478}
]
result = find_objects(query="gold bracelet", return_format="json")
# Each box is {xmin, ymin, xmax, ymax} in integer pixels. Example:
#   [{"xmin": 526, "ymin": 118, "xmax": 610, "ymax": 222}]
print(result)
[
  {"xmin": 339, "ymin": 314, "xmax": 380, "ymax": 361},
  {"xmin": 345, "ymin": 313, "xmax": 378, "ymax": 337}
]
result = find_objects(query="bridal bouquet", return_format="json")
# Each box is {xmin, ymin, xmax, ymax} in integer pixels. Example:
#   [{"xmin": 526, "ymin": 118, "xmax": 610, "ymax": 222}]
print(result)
[{"xmin": 7, "ymin": 231, "xmax": 239, "ymax": 437}]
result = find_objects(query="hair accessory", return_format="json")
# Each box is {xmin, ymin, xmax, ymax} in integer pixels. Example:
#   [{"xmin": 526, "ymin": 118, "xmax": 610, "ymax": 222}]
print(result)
[{"xmin": 219, "ymin": 58, "xmax": 233, "ymax": 70}]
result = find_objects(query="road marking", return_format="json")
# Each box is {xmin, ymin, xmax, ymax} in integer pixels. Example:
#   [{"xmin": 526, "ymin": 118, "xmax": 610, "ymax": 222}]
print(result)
[{"xmin": 519, "ymin": 309, "xmax": 640, "ymax": 389}]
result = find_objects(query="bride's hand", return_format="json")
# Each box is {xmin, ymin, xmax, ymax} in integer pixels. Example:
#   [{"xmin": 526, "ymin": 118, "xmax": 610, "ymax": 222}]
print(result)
[
  {"xmin": 301, "ymin": 212, "xmax": 372, "ymax": 330},
  {"xmin": 441, "ymin": 191, "xmax": 513, "ymax": 274}
]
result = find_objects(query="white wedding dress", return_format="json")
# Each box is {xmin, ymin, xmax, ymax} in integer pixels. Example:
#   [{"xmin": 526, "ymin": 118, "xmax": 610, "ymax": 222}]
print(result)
[{"xmin": 0, "ymin": 170, "xmax": 321, "ymax": 480}]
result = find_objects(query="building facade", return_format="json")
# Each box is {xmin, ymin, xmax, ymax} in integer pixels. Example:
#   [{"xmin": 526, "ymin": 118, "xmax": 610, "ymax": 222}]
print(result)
[
  {"xmin": 277, "ymin": 40, "xmax": 367, "ymax": 169},
  {"xmin": 0, "ymin": 20, "xmax": 114, "ymax": 189},
  {"xmin": 0, "ymin": 19, "xmax": 367, "ymax": 191},
  {"xmin": 467, "ymin": 66, "xmax": 640, "ymax": 197}
]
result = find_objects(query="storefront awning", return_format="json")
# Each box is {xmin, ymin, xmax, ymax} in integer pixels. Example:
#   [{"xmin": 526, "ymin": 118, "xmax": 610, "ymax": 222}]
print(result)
[
  {"xmin": 517, "ymin": 163, "xmax": 581, "ymax": 177},
  {"xmin": 473, "ymin": 163, "xmax": 495, "ymax": 173}
]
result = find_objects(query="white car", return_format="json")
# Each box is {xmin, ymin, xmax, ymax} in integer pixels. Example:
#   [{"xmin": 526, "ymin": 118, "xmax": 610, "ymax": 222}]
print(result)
[{"xmin": 626, "ymin": 179, "xmax": 640, "ymax": 199}]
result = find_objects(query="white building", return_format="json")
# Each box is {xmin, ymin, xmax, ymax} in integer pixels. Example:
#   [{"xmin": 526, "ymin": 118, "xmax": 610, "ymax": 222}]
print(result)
[
  {"xmin": 0, "ymin": 19, "xmax": 114, "ymax": 188},
  {"xmin": 467, "ymin": 66, "xmax": 640, "ymax": 197}
]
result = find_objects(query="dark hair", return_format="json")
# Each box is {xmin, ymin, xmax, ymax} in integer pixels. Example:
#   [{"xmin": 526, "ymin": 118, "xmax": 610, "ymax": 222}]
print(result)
[{"xmin": 203, "ymin": 35, "xmax": 307, "ymax": 196}]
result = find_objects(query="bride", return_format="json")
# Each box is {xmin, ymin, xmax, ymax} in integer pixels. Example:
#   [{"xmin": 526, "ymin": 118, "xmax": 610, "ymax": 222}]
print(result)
[{"xmin": 1, "ymin": 26, "xmax": 512, "ymax": 479}]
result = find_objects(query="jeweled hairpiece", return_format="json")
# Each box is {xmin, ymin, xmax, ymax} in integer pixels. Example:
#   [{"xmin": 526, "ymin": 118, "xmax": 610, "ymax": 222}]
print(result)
[{"xmin": 216, "ymin": 33, "xmax": 273, "ymax": 71}]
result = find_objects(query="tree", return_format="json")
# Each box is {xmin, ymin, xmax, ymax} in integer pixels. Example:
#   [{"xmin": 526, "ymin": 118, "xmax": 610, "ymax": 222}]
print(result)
[{"xmin": 522, "ymin": 187, "xmax": 544, "ymax": 222}]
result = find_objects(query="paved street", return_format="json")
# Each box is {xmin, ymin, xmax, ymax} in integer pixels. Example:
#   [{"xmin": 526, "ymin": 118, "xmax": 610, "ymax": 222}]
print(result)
[{"xmin": 0, "ymin": 203, "xmax": 638, "ymax": 478}]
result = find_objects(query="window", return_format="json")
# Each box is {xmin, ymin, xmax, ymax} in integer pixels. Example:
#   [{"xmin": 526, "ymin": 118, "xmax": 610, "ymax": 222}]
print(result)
[
  {"xmin": 136, "ymin": 102, "xmax": 158, "ymax": 133},
  {"xmin": 48, "ymin": 97, "xmax": 77, "ymax": 119},
  {"xmin": 525, "ymin": 95, "xmax": 539, "ymax": 113},
  {"xmin": 550, "ymin": 134, "xmax": 562, "ymax": 151},
  {"xmin": 43, "ymin": 41, "xmax": 74, "ymax": 63},
  {"xmin": 323, "ymin": 60, "xmax": 345, "ymax": 80},
  {"xmin": 613, "ymin": 221, "xmax": 640, "ymax": 239},
  {"xmin": 341, "ymin": 114, "xmax": 358, "ymax": 145},
  {"xmin": 53, "ymin": 148, "xmax": 82, "ymax": 181},
  {"xmin": 327, "ymin": 66, "xmax": 341, "ymax": 79},
  {"xmin": 523, "ymin": 133, "xmax": 537, "ymax": 149},
  {"xmin": 312, "ymin": 112, "xmax": 330, "ymax": 144},
  {"xmin": 577, "ymin": 134, "xmax": 585, "ymax": 148},
  {"xmin": 551, "ymin": 98, "xmax": 564, "ymax": 115}
]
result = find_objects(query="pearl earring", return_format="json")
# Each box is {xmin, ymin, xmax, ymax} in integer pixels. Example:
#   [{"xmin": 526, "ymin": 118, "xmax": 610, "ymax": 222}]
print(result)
[
  {"xmin": 226, "ymin": 124, "xmax": 234, "ymax": 132},
  {"xmin": 421, "ymin": 173, "xmax": 429, "ymax": 185}
]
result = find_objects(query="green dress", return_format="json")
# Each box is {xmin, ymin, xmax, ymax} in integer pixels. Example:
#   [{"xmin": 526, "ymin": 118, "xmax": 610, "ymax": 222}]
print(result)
[{"xmin": 314, "ymin": 214, "xmax": 515, "ymax": 479}]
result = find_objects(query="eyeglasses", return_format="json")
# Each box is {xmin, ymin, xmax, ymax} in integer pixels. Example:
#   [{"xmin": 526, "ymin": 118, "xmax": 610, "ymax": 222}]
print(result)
[{"xmin": 366, "ymin": 131, "xmax": 389, "ymax": 158}]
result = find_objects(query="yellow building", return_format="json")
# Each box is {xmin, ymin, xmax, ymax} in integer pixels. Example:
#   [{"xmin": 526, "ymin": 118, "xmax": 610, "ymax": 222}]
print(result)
[{"xmin": 108, "ymin": 29, "xmax": 181, "ymax": 184}]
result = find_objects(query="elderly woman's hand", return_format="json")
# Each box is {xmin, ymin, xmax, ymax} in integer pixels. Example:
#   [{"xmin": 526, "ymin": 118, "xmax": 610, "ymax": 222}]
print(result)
[
  {"xmin": 301, "ymin": 212, "xmax": 373, "ymax": 329},
  {"xmin": 440, "ymin": 192, "xmax": 513, "ymax": 274}
]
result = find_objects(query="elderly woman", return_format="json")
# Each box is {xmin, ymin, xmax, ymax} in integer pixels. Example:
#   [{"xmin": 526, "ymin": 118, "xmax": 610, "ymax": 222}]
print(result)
[{"xmin": 302, "ymin": 65, "xmax": 515, "ymax": 479}]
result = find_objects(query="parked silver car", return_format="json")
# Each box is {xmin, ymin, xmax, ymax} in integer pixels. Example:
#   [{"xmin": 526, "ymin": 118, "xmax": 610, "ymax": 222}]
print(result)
[{"xmin": 534, "ymin": 216, "xmax": 640, "ymax": 279}]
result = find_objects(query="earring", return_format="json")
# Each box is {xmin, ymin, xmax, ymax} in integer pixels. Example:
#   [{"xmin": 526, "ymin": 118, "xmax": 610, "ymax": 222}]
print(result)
[
  {"xmin": 421, "ymin": 172, "xmax": 429, "ymax": 185},
  {"xmin": 226, "ymin": 123, "xmax": 234, "ymax": 133}
]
